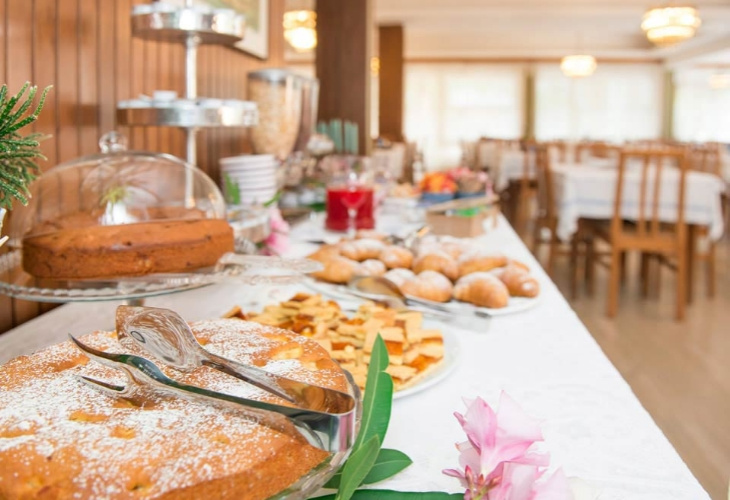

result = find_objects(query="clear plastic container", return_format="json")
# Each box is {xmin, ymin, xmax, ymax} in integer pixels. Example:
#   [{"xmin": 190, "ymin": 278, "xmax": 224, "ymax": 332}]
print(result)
[{"xmin": 248, "ymin": 69, "xmax": 303, "ymax": 160}]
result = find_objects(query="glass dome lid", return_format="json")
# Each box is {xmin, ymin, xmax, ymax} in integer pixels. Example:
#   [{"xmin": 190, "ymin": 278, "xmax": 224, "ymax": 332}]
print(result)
[{"xmin": 9, "ymin": 131, "xmax": 226, "ymax": 244}]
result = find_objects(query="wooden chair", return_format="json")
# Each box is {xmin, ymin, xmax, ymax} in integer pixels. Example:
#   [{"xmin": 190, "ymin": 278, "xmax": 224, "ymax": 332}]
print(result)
[
  {"xmin": 532, "ymin": 145, "xmax": 586, "ymax": 297},
  {"xmin": 686, "ymin": 142, "xmax": 723, "ymax": 298},
  {"xmin": 585, "ymin": 148, "xmax": 689, "ymax": 320},
  {"xmin": 512, "ymin": 139, "xmax": 539, "ymax": 234}
]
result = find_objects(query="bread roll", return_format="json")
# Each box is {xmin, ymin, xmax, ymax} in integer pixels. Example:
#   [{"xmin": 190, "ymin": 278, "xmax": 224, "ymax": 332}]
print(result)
[
  {"xmin": 307, "ymin": 244, "xmax": 341, "ymax": 263},
  {"xmin": 383, "ymin": 268, "xmax": 416, "ymax": 288},
  {"xmin": 401, "ymin": 270, "xmax": 454, "ymax": 303},
  {"xmin": 496, "ymin": 265, "xmax": 540, "ymax": 298},
  {"xmin": 311, "ymin": 256, "xmax": 360, "ymax": 284},
  {"xmin": 357, "ymin": 259, "xmax": 387, "ymax": 277},
  {"xmin": 339, "ymin": 239, "xmax": 386, "ymax": 261},
  {"xmin": 412, "ymin": 252, "xmax": 459, "ymax": 281},
  {"xmin": 454, "ymin": 272, "xmax": 510, "ymax": 308},
  {"xmin": 457, "ymin": 252, "xmax": 509, "ymax": 278},
  {"xmin": 379, "ymin": 246, "xmax": 414, "ymax": 269}
]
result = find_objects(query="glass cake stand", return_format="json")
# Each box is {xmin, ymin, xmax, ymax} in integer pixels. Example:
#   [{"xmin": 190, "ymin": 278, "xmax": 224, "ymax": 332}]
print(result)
[{"xmin": 0, "ymin": 250, "xmax": 321, "ymax": 305}]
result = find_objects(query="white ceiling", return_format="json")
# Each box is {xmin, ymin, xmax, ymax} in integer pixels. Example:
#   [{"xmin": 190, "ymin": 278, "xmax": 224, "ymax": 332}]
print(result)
[{"xmin": 373, "ymin": 0, "xmax": 730, "ymax": 64}]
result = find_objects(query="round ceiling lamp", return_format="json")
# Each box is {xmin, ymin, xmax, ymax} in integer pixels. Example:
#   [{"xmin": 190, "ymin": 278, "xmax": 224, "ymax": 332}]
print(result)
[
  {"xmin": 641, "ymin": 5, "xmax": 701, "ymax": 47},
  {"xmin": 560, "ymin": 55, "xmax": 597, "ymax": 78},
  {"xmin": 709, "ymin": 73, "xmax": 730, "ymax": 90},
  {"xmin": 283, "ymin": 10, "xmax": 317, "ymax": 52}
]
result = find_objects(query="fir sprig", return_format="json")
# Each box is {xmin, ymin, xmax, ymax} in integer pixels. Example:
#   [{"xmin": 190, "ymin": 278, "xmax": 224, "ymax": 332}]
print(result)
[{"xmin": 0, "ymin": 82, "xmax": 51, "ymax": 209}]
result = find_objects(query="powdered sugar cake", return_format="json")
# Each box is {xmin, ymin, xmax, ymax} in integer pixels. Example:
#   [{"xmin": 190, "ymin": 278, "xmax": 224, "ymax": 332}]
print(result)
[{"xmin": 0, "ymin": 319, "xmax": 350, "ymax": 499}]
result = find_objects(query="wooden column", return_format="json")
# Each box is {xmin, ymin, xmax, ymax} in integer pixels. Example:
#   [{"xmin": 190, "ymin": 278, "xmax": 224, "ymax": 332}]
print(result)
[
  {"xmin": 378, "ymin": 25, "xmax": 404, "ymax": 142},
  {"xmin": 315, "ymin": 0, "xmax": 371, "ymax": 154}
]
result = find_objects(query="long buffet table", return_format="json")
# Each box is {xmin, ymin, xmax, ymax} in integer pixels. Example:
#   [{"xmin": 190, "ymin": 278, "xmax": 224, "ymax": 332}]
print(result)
[{"xmin": 0, "ymin": 214, "xmax": 710, "ymax": 499}]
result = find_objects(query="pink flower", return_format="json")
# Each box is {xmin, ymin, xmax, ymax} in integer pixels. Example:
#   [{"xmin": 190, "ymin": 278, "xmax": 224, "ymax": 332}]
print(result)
[
  {"xmin": 262, "ymin": 208, "xmax": 290, "ymax": 256},
  {"xmin": 443, "ymin": 393, "xmax": 572, "ymax": 500}
]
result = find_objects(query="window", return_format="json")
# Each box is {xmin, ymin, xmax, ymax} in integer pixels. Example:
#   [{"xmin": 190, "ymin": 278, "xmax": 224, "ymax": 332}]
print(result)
[
  {"xmin": 534, "ymin": 63, "xmax": 664, "ymax": 142},
  {"xmin": 673, "ymin": 68, "xmax": 730, "ymax": 143},
  {"xmin": 404, "ymin": 63, "xmax": 525, "ymax": 169}
]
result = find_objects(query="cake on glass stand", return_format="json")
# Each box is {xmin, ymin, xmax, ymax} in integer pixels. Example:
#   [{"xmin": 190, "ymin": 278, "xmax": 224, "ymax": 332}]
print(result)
[{"xmin": 0, "ymin": 132, "xmax": 319, "ymax": 306}]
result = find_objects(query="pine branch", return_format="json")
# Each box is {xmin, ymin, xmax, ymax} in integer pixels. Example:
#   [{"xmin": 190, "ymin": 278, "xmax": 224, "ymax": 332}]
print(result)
[{"xmin": 0, "ymin": 83, "xmax": 51, "ymax": 210}]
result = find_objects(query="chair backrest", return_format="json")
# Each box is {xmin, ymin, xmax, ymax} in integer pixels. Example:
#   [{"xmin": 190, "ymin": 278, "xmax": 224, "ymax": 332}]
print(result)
[
  {"xmin": 575, "ymin": 141, "xmax": 620, "ymax": 162},
  {"xmin": 613, "ymin": 148, "xmax": 688, "ymax": 244},
  {"xmin": 535, "ymin": 145, "xmax": 556, "ymax": 222},
  {"xmin": 687, "ymin": 142, "xmax": 722, "ymax": 177}
]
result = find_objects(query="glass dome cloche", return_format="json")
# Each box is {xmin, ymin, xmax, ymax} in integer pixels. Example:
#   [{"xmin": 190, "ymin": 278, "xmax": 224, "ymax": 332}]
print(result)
[
  {"xmin": 6, "ymin": 131, "xmax": 234, "ymax": 283},
  {"xmin": 9, "ymin": 131, "xmax": 227, "ymax": 246}
]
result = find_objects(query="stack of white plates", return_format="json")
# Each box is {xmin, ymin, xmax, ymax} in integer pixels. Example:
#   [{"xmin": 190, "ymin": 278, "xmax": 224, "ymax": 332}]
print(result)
[{"xmin": 220, "ymin": 154, "xmax": 278, "ymax": 205}]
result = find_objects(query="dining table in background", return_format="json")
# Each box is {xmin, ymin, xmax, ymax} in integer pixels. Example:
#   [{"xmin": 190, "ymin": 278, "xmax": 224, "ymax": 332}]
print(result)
[
  {"xmin": 552, "ymin": 163, "xmax": 726, "ymax": 242},
  {"xmin": 0, "ymin": 212, "xmax": 711, "ymax": 499}
]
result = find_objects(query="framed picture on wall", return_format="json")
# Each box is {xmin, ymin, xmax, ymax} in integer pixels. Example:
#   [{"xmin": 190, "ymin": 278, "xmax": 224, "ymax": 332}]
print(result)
[{"xmin": 189, "ymin": 0, "xmax": 270, "ymax": 59}]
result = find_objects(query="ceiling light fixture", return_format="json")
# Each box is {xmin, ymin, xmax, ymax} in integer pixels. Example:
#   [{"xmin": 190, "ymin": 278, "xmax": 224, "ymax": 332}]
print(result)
[
  {"xmin": 641, "ymin": 5, "xmax": 701, "ymax": 47},
  {"xmin": 283, "ymin": 10, "xmax": 317, "ymax": 52},
  {"xmin": 560, "ymin": 55, "xmax": 597, "ymax": 78},
  {"xmin": 709, "ymin": 73, "xmax": 730, "ymax": 89}
]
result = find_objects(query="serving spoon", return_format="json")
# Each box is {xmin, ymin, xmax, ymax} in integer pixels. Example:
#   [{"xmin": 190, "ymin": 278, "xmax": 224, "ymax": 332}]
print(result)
[{"xmin": 347, "ymin": 275, "xmax": 491, "ymax": 319}]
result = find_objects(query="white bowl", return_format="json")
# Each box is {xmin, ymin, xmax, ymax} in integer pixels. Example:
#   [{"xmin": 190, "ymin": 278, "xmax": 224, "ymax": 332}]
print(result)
[{"xmin": 220, "ymin": 154, "xmax": 276, "ymax": 167}]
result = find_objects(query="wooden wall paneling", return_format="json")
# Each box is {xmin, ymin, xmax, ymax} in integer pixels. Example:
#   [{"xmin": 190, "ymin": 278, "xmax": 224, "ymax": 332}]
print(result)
[
  {"xmin": 169, "ymin": 42, "xmax": 184, "ymax": 159},
  {"xmin": 316, "ymin": 0, "xmax": 371, "ymax": 155},
  {"xmin": 142, "ymin": 38, "xmax": 157, "ymax": 151},
  {"xmin": 78, "ymin": 0, "xmax": 99, "ymax": 155},
  {"xmin": 7, "ymin": 0, "xmax": 38, "ymax": 327},
  {"xmin": 115, "ymin": 0, "xmax": 131, "ymax": 142},
  {"xmin": 57, "ymin": 0, "xmax": 80, "ymax": 242},
  {"xmin": 378, "ymin": 25, "xmax": 403, "ymax": 142},
  {"xmin": 97, "ymin": 0, "xmax": 115, "ymax": 138},
  {"xmin": 0, "ymin": 0, "xmax": 288, "ymax": 333},
  {"xmin": 129, "ymin": 0, "xmax": 145, "ymax": 151},
  {"xmin": 0, "ymin": 0, "xmax": 9, "ymax": 333},
  {"xmin": 156, "ymin": 41, "xmax": 172, "ymax": 155},
  {"xmin": 58, "ymin": 0, "xmax": 80, "ymax": 165}
]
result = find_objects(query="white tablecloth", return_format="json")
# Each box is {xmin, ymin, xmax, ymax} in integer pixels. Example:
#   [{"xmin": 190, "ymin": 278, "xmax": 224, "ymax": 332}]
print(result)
[
  {"xmin": 554, "ymin": 164, "xmax": 726, "ymax": 242},
  {"xmin": 0, "ymin": 215, "xmax": 710, "ymax": 499}
]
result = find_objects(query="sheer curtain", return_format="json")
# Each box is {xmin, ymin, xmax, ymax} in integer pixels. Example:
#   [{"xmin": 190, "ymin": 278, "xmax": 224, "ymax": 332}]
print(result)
[
  {"xmin": 534, "ymin": 63, "xmax": 663, "ymax": 142},
  {"xmin": 404, "ymin": 63, "xmax": 525, "ymax": 169},
  {"xmin": 673, "ymin": 68, "xmax": 730, "ymax": 143}
]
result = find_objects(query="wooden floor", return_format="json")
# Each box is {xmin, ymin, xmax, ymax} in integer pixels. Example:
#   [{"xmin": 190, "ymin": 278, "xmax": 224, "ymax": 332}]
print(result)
[{"xmin": 535, "ymin": 233, "xmax": 730, "ymax": 500}]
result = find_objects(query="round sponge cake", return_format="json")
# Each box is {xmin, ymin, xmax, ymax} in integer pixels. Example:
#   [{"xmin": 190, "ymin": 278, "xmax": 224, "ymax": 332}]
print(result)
[{"xmin": 0, "ymin": 318, "xmax": 351, "ymax": 499}]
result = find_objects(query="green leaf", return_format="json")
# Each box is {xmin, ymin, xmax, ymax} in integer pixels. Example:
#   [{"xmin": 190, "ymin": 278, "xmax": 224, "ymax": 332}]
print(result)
[
  {"xmin": 263, "ymin": 189, "xmax": 281, "ymax": 207},
  {"xmin": 355, "ymin": 335, "xmax": 393, "ymax": 451},
  {"xmin": 223, "ymin": 173, "xmax": 241, "ymax": 205},
  {"xmin": 313, "ymin": 490, "xmax": 463, "ymax": 500},
  {"xmin": 335, "ymin": 435, "xmax": 381, "ymax": 500},
  {"xmin": 326, "ymin": 448, "xmax": 413, "ymax": 489}
]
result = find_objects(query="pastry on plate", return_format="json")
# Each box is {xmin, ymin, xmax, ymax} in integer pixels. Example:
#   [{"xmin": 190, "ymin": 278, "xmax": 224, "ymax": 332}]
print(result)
[
  {"xmin": 401, "ymin": 270, "xmax": 454, "ymax": 303},
  {"xmin": 457, "ymin": 252, "xmax": 509, "ymax": 278},
  {"xmin": 357, "ymin": 259, "xmax": 387, "ymax": 277},
  {"xmin": 355, "ymin": 229, "xmax": 388, "ymax": 241},
  {"xmin": 383, "ymin": 268, "xmax": 416, "ymax": 288},
  {"xmin": 412, "ymin": 252, "xmax": 459, "ymax": 281},
  {"xmin": 508, "ymin": 259, "xmax": 530, "ymax": 272},
  {"xmin": 379, "ymin": 246, "xmax": 414, "ymax": 269},
  {"xmin": 454, "ymin": 272, "xmax": 510, "ymax": 308},
  {"xmin": 307, "ymin": 244, "xmax": 341, "ymax": 263},
  {"xmin": 339, "ymin": 239, "xmax": 386, "ymax": 262},
  {"xmin": 495, "ymin": 265, "xmax": 540, "ymax": 298},
  {"xmin": 311, "ymin": 256, "xmax": 360, "ymax": 284}
]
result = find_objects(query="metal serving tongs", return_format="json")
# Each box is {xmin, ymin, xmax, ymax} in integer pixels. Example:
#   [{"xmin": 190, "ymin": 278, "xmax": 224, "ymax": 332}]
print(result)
[
  {"xmin": 114, "ymin": 306, "xmax": 355, "ymax": 413},
  {"xmin": 70, "ymin": 334, "xmax": 357, "ymax": 453}
]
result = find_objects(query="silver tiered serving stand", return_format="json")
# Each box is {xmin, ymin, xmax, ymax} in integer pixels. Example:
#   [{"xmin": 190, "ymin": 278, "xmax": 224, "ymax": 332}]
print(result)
[{"xmin": 116, "ymin": 0, "xmax": 258, "ymax": 207}]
